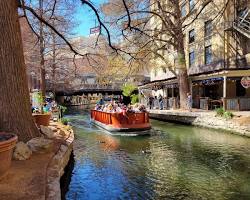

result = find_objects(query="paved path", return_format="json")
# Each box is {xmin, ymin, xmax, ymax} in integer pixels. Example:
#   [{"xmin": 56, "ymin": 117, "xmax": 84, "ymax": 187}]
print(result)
[
  {"xmin": 0, "ymin": 122, "xmax": 74, "ymax": 200},
  {"xmin": 149, "ymin": 109, "xmax": 250, "ymax": 117},
  {"xmin": 148, "ymin": 109, "xmax": 250, "ymax": 137}
]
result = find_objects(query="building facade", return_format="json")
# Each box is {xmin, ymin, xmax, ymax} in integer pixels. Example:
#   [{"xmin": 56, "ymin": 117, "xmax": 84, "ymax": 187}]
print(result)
[{"xmin": 139, "ymin": 0, "xmax": 250, "ymax": 111}]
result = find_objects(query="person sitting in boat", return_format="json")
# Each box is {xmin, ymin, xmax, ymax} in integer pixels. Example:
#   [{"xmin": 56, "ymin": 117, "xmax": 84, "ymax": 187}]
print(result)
[
  {"xmin": 97, "ymin": 98, "xmax": 104, "ymax": 105},
  {"xmin": 139, "ymin": 104, "xmax": 146, "ymax": 112},
  {"xmin": 114, "ymin": 104, "xmax": 122, "ymax": 113},
  {"xmin": 126, "ymin": 105, "xmax": 135, "ymax": 113},
  {"xmin": 107, "ymin": 104, "xmax": 114, "ymax": 112},
  {"xmin": 94, "ymin": 104, "xmax": 102, "ymax": 111},
  {"xmin": 132, "ymin": 103, "xmax": 140, "ymax": 113},
  {"xmin": 119, "ymin": 105, "xmax": 126, "ymax": 115},
  {"xmin": 102, "ymin": 104, "xmax": 108, "ymax": 112}
]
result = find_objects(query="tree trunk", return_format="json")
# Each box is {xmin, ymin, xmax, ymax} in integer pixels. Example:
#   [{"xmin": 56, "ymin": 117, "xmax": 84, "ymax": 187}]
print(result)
[
  {"xmin": 0, "ymin": 0, "xmax": 40, "ymax": 142},
  {"xmin": 39, "ymin": 0, "xmax": 46, "ymax": 108},
  {"xmin": 51, "ymin": 22, "xmax": 57, "ymax": 96},
  {"xmin": 176, "ymin": 43, "xmax": 190, "ymax": 110},
  {"xmin": 177, "ymin": 68, "xmax": 190, "ymax": 110}
]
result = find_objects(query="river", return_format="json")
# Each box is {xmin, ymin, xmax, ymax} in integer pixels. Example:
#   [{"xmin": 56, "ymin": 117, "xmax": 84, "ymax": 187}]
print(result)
[{"xmin": 64, "ymin": 108, "xmax": 250, "ymax": 200}]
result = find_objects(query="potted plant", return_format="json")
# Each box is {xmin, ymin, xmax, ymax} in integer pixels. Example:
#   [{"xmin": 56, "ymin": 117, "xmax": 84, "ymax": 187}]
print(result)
[
  {"xmin": 32, "ymin": 92, "xmax": 51, "ymax": 126},
  {"xmin": 0, "ymin": 132, "xmax": 18, "ymax": 177}
]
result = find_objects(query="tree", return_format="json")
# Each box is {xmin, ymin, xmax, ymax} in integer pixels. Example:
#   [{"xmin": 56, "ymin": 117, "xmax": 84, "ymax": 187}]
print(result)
[
  {"xmin": 122, "ymin": 83, "xmax": 138, "ymax": 104},
  {"xmin": 0, "ymin": 0, "xmax": 40, "ymax": 142},
  {"xmin": 2, "ymin": 0, "xmax": 198, "ymax": 141},
  {"xmin": 101, "ymin": 0, "xmax": 189, "ymax": 108},
  {"xmin": 101, "ymin": 0, "xmax": 225, "ymax": 109},
  {"xmin": 0, "ymin": 0, "xmax": 109, "ymax": 141}
]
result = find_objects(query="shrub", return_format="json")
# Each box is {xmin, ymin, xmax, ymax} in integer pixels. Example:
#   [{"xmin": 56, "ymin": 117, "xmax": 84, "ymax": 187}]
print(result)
[
  {"xmin": 215, "ymin": 107, "xmax": 225, "ymax": 117},
  {"xmin": 131, "ymin": 94, "xmax": 139, "ymax": 104},
  {"xmin": 59, "ymin": 105, "xmax": 67, "ymax": 113},
  {"xmin": 122, "ymin": 83, "xmax": 138, "ymax": 104},
  {"xmin": 122, "ymin": 83, "xmax": 137, "ymax": 97},
  {"xmin": 223, "ymin": 111, "xmax": 234, "ymax": 119},
  {"xmin": 215, "ymin": 107, "xmax": 234, "ymax": 119},
  {"xmin": 61, "ymin": 118, "xmax": 70, "ymax": 125}
]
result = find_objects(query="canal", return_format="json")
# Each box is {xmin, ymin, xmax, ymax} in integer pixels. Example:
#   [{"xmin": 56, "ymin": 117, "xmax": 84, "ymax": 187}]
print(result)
[{"xmin": 64, "ymin": 108, "xmax": 250, "ymax": 200}]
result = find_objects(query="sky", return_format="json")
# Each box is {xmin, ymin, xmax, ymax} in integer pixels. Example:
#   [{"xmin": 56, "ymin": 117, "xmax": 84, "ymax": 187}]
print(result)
[{"xmin": 73, "ymin": 0, "xmax": 107, "ymax": 37}]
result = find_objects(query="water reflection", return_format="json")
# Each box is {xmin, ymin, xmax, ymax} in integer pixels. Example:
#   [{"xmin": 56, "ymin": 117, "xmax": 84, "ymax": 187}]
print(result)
[
  {"xmin": 96, "ymin": 134, "xmax": 120, "ymax": 151},
  {"xmin": 65, "ymin": 110, "xmax": 250, "ymax": 200}
]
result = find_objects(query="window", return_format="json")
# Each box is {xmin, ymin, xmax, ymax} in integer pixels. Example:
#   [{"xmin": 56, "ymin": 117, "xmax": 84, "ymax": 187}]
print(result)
[
  {"xmin": 189, "ymin": 51, "xmax": 195, "ymax": 67},
  {"xmin": 205, "ymin": 20, "xmax": 212, "ymax": 37},
  {"xmin": 205, "ymin": 45, "xmax": 212, "ymax": 65},
  {"xmin": 189, "ymin": 0, "xmax": 195, "ymax": 11},
  {"xmin": 189, "ymin": 29, "xmax": 195, "ymax": 43},
  {"xmin": 181, "ymin": 4, "xmax": 186, "ymax": 17}
]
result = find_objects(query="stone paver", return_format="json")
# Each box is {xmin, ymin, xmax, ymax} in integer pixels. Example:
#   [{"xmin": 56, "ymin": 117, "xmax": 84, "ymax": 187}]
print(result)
[{"xmin": 0, "ymin": 122, "xmax": 74, "ymax": 200}]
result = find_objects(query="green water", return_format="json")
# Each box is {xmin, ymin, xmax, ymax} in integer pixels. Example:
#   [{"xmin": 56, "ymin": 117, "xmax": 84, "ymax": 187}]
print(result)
[{"xmin": 65, "ymin": 109, "xmax": 250, "ymax": 200}]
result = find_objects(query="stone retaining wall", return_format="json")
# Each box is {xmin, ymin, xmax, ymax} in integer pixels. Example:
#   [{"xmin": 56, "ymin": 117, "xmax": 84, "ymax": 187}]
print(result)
[
  {"xmin": 149, "ymin": 111, "xmax": 250, "ymax": 137},
  {"xmin": 45, "ymin": 125, "xmax": 74, "ymax": 200}
]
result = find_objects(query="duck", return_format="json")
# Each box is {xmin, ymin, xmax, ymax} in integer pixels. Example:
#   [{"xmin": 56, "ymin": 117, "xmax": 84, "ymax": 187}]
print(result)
[{"xmin": 141, "ymin": 150, "xmax": 151, "ymax": 154}]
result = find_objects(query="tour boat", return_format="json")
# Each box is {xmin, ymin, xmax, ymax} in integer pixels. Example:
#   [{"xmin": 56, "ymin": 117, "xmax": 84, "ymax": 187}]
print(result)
[{"xmin": 90, "ymin": 110, "xmax": 151, "ymax": 134}]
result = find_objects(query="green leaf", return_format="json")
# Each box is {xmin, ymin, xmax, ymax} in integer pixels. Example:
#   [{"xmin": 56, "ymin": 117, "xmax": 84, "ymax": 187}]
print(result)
[{"xmin": 122, "ymin": 83, "xmax": 137, "ymax": 97}]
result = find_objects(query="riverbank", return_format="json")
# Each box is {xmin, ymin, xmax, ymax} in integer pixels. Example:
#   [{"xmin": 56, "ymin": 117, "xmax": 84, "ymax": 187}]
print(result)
[
  {"xmin": 0, "ymin": 122, "xmax": 74, "ymax": 200},
  {"xmin": 63, "ymin": 109, "xmax": 250, "ymax": 199},
  {"xmin": 149, "ymin": 109, "xmax": 250, "ymax": 137}
]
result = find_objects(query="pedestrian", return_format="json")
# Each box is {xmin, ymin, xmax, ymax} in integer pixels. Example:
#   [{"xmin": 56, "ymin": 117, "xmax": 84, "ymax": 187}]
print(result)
[
  {"xmin": 158, "ymin": 94, "xmax": 163, "ymax": 110},
  {"xmin": 149, "ymin": 95, "xmax": 154, "ymax": 109},
  {"xmin": 187, "ymin": 93, "xmax": 192, "ymax": 112}
]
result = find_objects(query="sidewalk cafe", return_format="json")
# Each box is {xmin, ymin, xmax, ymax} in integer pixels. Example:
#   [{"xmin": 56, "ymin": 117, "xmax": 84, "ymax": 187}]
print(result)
[{"xmin": 191, "ymin": 74, "xmax": 250, "ymax": 111}]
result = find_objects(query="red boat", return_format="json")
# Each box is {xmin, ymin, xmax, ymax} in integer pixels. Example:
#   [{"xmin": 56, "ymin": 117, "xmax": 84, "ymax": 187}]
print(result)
[{"xmin": 91, "ymin": 110, "xmax": 151, "ymax": 134}]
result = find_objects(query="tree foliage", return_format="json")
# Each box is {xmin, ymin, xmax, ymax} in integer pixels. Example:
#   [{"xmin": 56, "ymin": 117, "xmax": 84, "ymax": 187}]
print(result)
[{"xmin": 122, "ymin": 83, "xmax": 137, "ymax": 97}]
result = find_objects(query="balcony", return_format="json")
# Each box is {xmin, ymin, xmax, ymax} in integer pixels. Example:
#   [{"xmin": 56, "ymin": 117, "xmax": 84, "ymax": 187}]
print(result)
[
  {"xmin": 225, "ymin": 8, "xmax": 250, "ymax": 39},
  {"xmin": 234, "ymin": 8, "xmax": 250, "ymax": 39}
]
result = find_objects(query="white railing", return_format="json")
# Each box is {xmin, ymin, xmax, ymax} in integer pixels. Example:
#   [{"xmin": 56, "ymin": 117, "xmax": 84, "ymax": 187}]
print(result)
[{"xmin": 233, "ymin": 8, "xmax": 250, "ymax": 39}]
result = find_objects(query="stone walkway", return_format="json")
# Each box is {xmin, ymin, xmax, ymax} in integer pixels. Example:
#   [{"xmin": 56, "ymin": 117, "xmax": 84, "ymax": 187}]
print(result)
[
  {"xmin": 149, "ymin": 109, "xmax": 250, "ymax": 117},
  {"xmin": 149, "ymin": 109, "xmax": 250, "ymax": 137},
  {"xmin": 0, "ymin": 152, "xmax": 53, "ymax": 200},
  {"xmin": 0, "ymin": 122, "xmax": 74, "ymax": 200}
]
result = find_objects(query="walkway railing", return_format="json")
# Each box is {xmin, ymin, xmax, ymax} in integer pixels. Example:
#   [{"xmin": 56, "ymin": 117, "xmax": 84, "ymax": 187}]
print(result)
[
  {"xmin": 141, "ymin": 97, "xmax": 250, "ymax": 111},
  {"xmin": 141, "ymin": 97, "xmax": 179, "ymax": 110},
  {"xmin": 224, "ymin": 98, "xmax": 250, "ymax": 111}
]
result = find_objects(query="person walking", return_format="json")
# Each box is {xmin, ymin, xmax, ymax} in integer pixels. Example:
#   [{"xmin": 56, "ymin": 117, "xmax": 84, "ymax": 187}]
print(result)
[
  {"xmin": 149, "ymin": 95, "xmax": 154, "ymax": 109},
  {"xmin": 187, "ymin": 93, "xmax": 192, "ymax": 112},
  {"xmin": 158, "ymin": 94, "xmax": 163, "ymax": 110}
]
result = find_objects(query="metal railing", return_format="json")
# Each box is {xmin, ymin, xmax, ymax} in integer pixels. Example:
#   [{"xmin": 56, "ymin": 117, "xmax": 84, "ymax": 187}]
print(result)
[
  {"xmin": 233, "ymin": 8, "xmax": 250, "ymax": 39},
  {"xmin": 141, "ymin": 97, "xmax": 179, "ymax": 110}
]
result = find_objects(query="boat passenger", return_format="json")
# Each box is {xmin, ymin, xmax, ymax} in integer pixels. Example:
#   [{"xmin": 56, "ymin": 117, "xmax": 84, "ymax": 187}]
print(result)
[
  {"xmin": 126, "ymin": 105, "xmax": 135, "ymax": 113},
  {"xmin": 103, "ymin": 105, "xmax": 108, "ymax": 112},
  {"xmin": 98, "ymin": 98, "xmax": 104, "ymax": 105},
  {"xmin": 139, "ymin": 104, "xmax": 146, "ymax": 112},
  {"xmin": 107, "ymin": 104, "xmax": 113, "ymax": 112},
  {"xmin": 133, "ymin": 103, "xmax": 140, "ymax": 113}
]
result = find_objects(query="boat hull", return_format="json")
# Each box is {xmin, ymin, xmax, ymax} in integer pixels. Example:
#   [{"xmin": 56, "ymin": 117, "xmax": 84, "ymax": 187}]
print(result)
[{"xmin": 91, "ymin": 110, "xmax": 151, "ymax": 134}]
